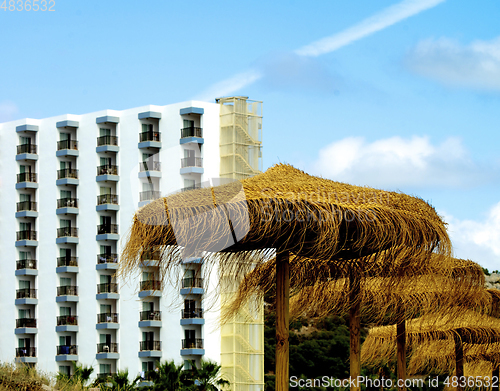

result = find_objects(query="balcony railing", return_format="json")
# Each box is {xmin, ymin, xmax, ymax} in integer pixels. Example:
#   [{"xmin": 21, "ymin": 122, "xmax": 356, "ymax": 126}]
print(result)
[
  {"xmin": 16, "ymin": 347, "xmax": 36, "ymax": 358},
  {"xmin": 97, "ymin": 313, "xmax": 118, "ymax": 324},
  {"xmin": 17, "ymin": 144, "xmax": 37, "ymax": 154},
  {"xmin": 16, "ymin": 318, "xmax": 37, "ymax": 328},
  {"xmin": 139, "ymin": 191, "xmax": 161, "ymax": 202},
  {"xmin": 140, "ymin": 311, "xmax": 162, "ymax": 321},
  {"xmin": 57, "ymin": 168, "xmax": 78, "ymax": 180},
  {"xmin": 97, "ymin": 194, "xmax": 118, "ymax": 205},
  {"xmin": 17, "ymin": 173, "xmax": 37, "ymax": 183},
  {"xmin": 182, "ymin": 278, "xmax": 203, "ymax": 289},
  {"xmin": 57, "ymin": 227, "xmax": 78, "ymax": 238},
  {"xmin": 57, "ymin": 286, "xmax": 78, "ymax": 296},
  {"xmin": 97, "ymin": 343, "xmax": 118, "ymax": 353},
  {"xmin": 97, "ymin": 373, "xmax": 116, "ymax": 379},
  {"xmin": 139, "ymin": 341, "xmax": 161, "ymax": 351},
  {"xmin": 17, "ymin": 201, "xmax": 37, "ymax": 212},
  {"xmin": 57, "ymin": 256, "xmax": 78, "ymax": 267},
  {"xmin": 97, "ymin": 165, "xmax": 118, "ymax": 176},
  {"xmin": 57, "ymin": 345, "xmax": 78, "ymax": 355},
  {"xmin": 97, "ymin": 224, "xmax": 118, "ymax": 235},
  {"xmin": 16, "ymin": 259, "xmax": 37, "ymax": 270},
  {"xmin": 181, "ymin": 309, "xmax": 203, "ymax": 319},
  {"xmin": 181, "ymin": 184, "xmax": 202, "ymax": 192},
  {"xmin": 97, "ymin": 254, "xmax": 118, "ymax": 264},
  {"xmin": 182, "ymin": 339, "xmax": 203, "ymax": 349},
  {"xmin": 17, "ymin": 230, "xmax": 37, "ymax": 241},
  {"xmin": 57, "ymin": 198, "xmax": 78, "ymax": 209},
  {"xmin": 140, "ymin": 131, "xmax": 161, "ymax": 142},
  {"xmin": 181, "ymin": 127, "xmax": 203, "ymax": 138},
  {"xmin": 181, "ymin": 157, "xmax": 203, "ymax": 168},
  {"xmin": 140, "ymin": 280, "xmax": 161, "ymax": 291},
  {"xmin": 16, "ymin": 289, "xmax": 37, "ymax": 299},
  {"xmin": 140, "ymin": 161, "xmax": 161, "ymax": 172},
  {"xmin": 97, "ymin": 283, "xmax": 118, "ymax": 294},
  {"xmin": 57, "ymin": 140, "xmax": 78, "ymax": 151},
  {"xmin": 57, "ymin": 315, "xmax": 78, "ymax": 326},
  {"xmin": 97, "ymin": 135, "xmax": 118, "ymax": 147}
]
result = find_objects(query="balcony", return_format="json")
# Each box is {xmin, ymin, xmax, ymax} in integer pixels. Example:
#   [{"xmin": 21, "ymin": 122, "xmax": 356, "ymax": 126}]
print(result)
[
  {"xmin": 139, "ymin": 190, "xmax": 161, "ymax": 202},
  {"xmin": 181, "ymin": 278, "xmax": 204, "ymax": 295},
  {"xmin": 57, "ymin": 256, "xmax": 78, "ymax": 267},
  {"xmin": 16, "ymin": 259, "xmax": 37, "ymax": 270},
  {"xmin": 56, "ymin": 168, "xmax": 78, "ymax": 185},
  {"xmin": 56, "ymin": 315, "xmax": 78, "ymax": 332},
  {"xmin": 57, "ymin": 140, "xmax": 78, "ymax": 151},
  {"xmin": 15, "ymin": 289, "xmax": 37, "ymax": 305},
  {"xmin": 96, "ymin": 283, "xmax": 119, "ymax": 300},
  {"xmin": 57, "ymin": 198, "xmax": 78, "ymax": 209},
  {"xmin": 97, "ymin": 313, "xmax": 119, "ymax": 324},
  {"xmin": 56, "ymin": 140, "xmax": 79, "ymax": 157},
  {"xmin": 182, "ymin": 339, "xmax": 203, "ymax": 349},
  {"xmin": 16, "ymin": 318, "xmax": 37, "ymax": 328},
  {"xmin": 57, "ymin": 286, "xmax": 78, "ymax": 301},
  {"xmin": 180, "ymin": 157, "xmax": 203, "ymax": 175},
  {"xmin": 97, "ymin": 313, "xmax": 119, "ymax": 329},
  {"xmin": 57, "ymin": 315, "xmax": 78, "ymax": 326},
  {"xmin": 96, "ymin": 343, "xmax": 119, "ymax": 360},
  {"xmin": 140, "ymin": 131, "xmax": 161, "ymax": 143},
  {"xmin": 181, "ymin": 127, "xmax": 203, "ymax": 139},
  {"xmin": 16, "ymin": 230, "xmax": 37, "ymax": 242},
  {"xmin": 140, "ymin": 161, "xmax": 161, "ymax": 172},
  {"xmin": 181, "ymin": 184, "xmax": 201, "ymax": 192},
  {"xmin": 97, "ymin": 373, "xmax": 116, "ymax": 380},
  {"xmin": 17, "ymin": 143, "xmax": 37, "ymax": 155},
  {"xmin": 15, "ymin": 201, "xmax": 37, "ymax": 220},
  {"xmin": 16, "ymin": 173, "xmax": 38, "ymax": 189},
  {"xmin": 98, "ymin": 224, "xmax": 118, "ymax": 235},
  {"xmin": 97, "ymin": 254, "xmax": 118, "ymax": 264},
  {"xmin": 96, "ymin": 165, "xmax": 119, "ymax": 181},
  {"xmin": 56, "ymin": 227, "xmax": 78, "ymax": 244},
  {"xmin": 140, "ymin": 311, "xmax": 162, "ymax": 322},
  {"xmin": 97, "ymin": 135, "xmax": 118, "ymax": 147},
  {"xmin": 96, "ymin": 194, "xmax": 119, "ymax": 211},
  {"xmin": 16, "ymin": 259, "xmax": 37, "ymax": 276},
  {"xmin": 140, "ymin": 341, "xmax": 161, "ymax": 351},
  {"xmin": 57, "ymin": 345, "xmax": 78, "ymax": 356},
  {"xmin": 139, "ymin": 280, "xmax": 162, "ymax": 298},
  {"xmin": 181, "ymin": 309, "xmax": 203, "ymax": 319},
  {"xmin": 16, "ymin": 347, "xmax": 36, "ymax": 358}
]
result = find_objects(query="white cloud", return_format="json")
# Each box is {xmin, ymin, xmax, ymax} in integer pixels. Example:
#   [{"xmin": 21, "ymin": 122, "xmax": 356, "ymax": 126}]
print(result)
[
  {"xmin": 196, "ymin": 0, "xmax": 445, "ymax": 99},
  {"xmin": 444, "ymin": 206, "xmax": 500, "ymax": 271},
  {"xmin": 295, "ymin": 0, "xmax": 446, "ymax": 57},
  {"xmin": 311, "ymin": 135, "xmax": 492, "ymax": 188},
  {"xmin": 0, "ymin": 101, "xmax": 19, "ymax": 122},
  {"xmin": 407, "ymin": 36, "xmax": 500, "ymax": 91}
]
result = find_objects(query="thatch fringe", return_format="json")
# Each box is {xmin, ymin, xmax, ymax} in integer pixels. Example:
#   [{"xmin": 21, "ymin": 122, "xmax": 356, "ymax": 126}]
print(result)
[
  {"xmin": 361, "ymin": 311, "xmax": 500, "ymax": 368},
  {"xmin": 119, "ymin": 164, "xmax": 452, "ymax": 297}
]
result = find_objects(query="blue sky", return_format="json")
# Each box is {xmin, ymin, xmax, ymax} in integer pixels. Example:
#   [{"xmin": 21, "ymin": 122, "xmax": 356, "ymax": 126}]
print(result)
[{"xmin": 2, "ymin": 0, "xmax": 500, "ymax": 270}]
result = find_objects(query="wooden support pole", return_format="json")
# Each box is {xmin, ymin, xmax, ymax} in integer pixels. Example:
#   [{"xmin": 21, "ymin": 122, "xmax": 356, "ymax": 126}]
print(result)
[
  {"xmin": 454, "ymin": 334, "xmax": 464, "ymax": 391},
  {"xmin": 492, "ymin": 365, "xmax": 499, "ymax": 391},
  {"xmin": 397, "ymin": 320, "xmax": 407, "ymax": 391},
  {"xmin": 349, "ymin": 273, "xmax": 361, "ymax": 391},
  {"xmin": 276, "ymin": 250, "xmax": 290, "ymax": 391}
]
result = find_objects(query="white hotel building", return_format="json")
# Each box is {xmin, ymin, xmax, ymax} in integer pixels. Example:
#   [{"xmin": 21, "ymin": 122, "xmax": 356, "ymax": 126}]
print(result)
[{"xmin": 0, "ymin": 97, "xmax": 264, "ymax": 390}]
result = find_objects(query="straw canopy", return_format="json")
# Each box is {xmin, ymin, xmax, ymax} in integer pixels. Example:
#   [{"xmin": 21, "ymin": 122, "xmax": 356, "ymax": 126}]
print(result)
[
  {"xmin": 361, "ymin": 310, "xmax": 500, "ymax": 367},
  {"xmin": 224, "ymin": 255, "xmax": 486, "ymax": 324},
  {"xmin": 120, "ymin": 164, "xmax": 451, "ymax": 279}
]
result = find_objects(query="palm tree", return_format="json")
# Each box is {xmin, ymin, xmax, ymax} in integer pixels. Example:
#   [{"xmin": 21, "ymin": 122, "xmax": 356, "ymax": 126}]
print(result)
[
  {"xmin": 182, "ymin": 360, "xmax": 230, "ymax": 391},
  {"xmin": 56, "ymin": 361, "xmax": 94, "ymax": 389},
  {"xmin": 106, "ymin": 369, "xmax": 141, "ymax": 390},
  {"xmin": 146, "ymin": 360, "xmax": 184, "ymax": 391}
]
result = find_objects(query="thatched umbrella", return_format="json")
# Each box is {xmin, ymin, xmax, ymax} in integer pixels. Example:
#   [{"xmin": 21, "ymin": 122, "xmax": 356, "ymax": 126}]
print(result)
[
  {"xmin": 362, "ymin": 310, "xmax": 500, "ymax": 391},
  {"xmin": 226, "ymin": 255, "xmax": 487, "ymax": 390},
  {"xmin": 120, "ymin": 164, "xmax": 451, "ymax": 391}
]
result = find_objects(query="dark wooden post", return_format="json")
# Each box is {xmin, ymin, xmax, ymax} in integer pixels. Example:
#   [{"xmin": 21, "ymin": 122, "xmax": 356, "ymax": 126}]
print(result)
[
  {"xmin": 350, "ymin": 273, "xmax": 361, "ymax": 391},
  {"xmin": 397, "ymin": 320, "xmax": 407, "ymax": 391},
  {"xmin": 276, "ymin": 250, "xmax": 290, "ymax": 391},
  {"xmin": 454, "ymin": 334, "xmax": 464, "ymax": 391}
]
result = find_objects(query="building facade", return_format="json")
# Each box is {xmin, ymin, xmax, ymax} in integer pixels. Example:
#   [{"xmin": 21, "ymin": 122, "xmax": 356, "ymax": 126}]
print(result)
[{"xmin": 0, "ymin": 97, "xmax": 264, "ymax": 390}]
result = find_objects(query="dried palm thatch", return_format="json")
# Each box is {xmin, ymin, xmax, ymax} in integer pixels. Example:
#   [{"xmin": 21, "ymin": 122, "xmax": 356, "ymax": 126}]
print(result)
[
  {"xmin": 120, "ymin": 164, "xmax": 452, "ymax": 391},
  {"xmin": 121, "ymin": 164, "xmax": 451, "ymax": 280},
  {"xmin": 224, "ymin": 256, "xmax": 486, "ymax": 324},
  {"xmin": 408, "ymin": 340, "xmax": 500, "ymax": 375},
  {"xmin": 362, "ymin": 310, "xmax": 500, "ymax": 367}
]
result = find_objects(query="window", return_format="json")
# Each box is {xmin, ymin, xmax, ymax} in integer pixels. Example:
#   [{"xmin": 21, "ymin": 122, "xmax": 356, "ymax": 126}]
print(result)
[
  {"xmin": 18, "ymin": 309, "xmax": 31, "ymax": 319},
  {"xmin": 100, "ymin": 128, "xmax": 111, "ymax": 137},
  {"xmin": 60, "ymin": 277, "xmax": 71, "ymax": 287},
  {"xmin": 142, "ymin": 124, "xmax": 153, "ymax": 133},
  {"xmin": 183, "ymin": 119, "xmax": 194, "ymax": 129},
  {"xmin": 100, "ymin": 363, "xmax": 111, "ymax": 375},
  {"xmin": 60, "ymin": 190, "xmax": 72, "ymax": 199},
  {"xmin": 59, "ymin": 366, "xmax": 71, "ymax": 377},
  {"xmin": 60, "ymin": 307, "xmax": 71, "ymax": 316}
]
